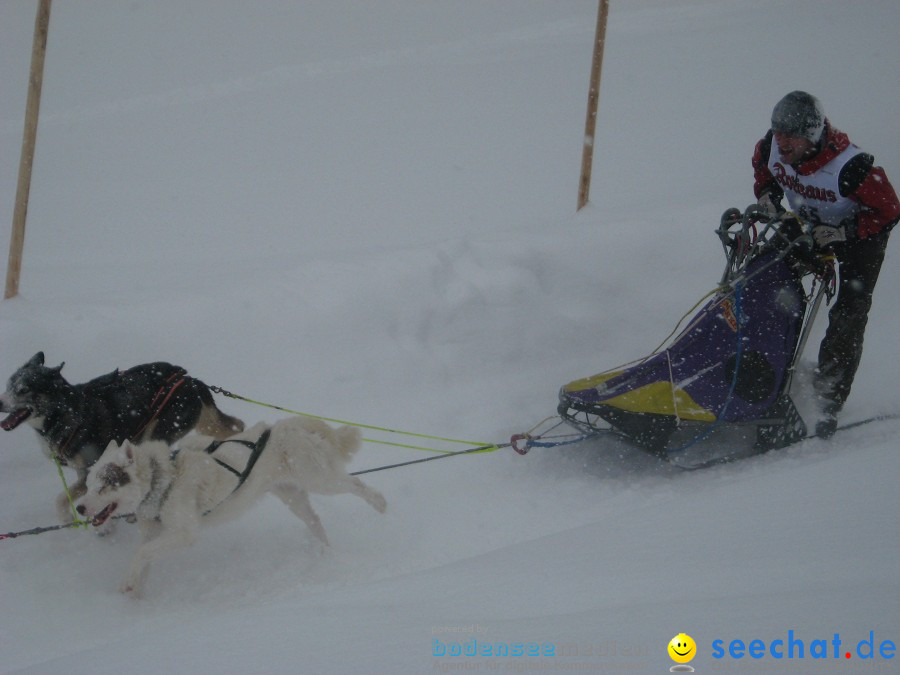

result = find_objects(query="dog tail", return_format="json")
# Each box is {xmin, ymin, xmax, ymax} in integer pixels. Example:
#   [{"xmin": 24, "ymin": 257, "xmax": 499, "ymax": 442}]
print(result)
[
  {"xmin": 195, "ymin": 382, "xmax": 245, "ymax": 438},
  {"xmin": 335, "ymin": 425, "xmax": 362, "ymax": 460}
]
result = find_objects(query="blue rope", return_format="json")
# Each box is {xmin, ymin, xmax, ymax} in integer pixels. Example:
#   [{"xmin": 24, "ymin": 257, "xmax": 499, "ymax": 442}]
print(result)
[
  {"xmin": 511, "ymin": 422, "xmax": 599, "ymax": 454},
  {"xmin": 526, "ymin": 434, "xmax": 597, "ymax": 449}
]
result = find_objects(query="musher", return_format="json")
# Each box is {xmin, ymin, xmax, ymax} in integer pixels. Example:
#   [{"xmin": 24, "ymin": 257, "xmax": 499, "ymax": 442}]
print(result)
[{"xmin": 752, "ymin": 91, "xmax": 899, "ymax": 437}]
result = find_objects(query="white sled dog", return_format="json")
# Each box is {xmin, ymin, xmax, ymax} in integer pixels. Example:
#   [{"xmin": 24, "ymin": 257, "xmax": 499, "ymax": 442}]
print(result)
[{"xmin": 76, "ymin": 416, "xmax": 387, "ymax": 597}]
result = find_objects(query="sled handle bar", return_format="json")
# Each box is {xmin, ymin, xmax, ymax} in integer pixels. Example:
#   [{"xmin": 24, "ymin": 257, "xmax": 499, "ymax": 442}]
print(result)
[
  {"xmin": 716, "ymin": 205, "xmax": 814, "ymax": 286},
  {"xmin": 717, "ymin": 205, "xmax": 769, "ymax": 284}
]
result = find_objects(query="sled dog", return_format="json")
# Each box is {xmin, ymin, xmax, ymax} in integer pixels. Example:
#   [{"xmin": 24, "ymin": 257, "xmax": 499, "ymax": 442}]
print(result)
[
  {"xmin": 0, "ymin": 352, "xmax": 244, "ymax": 521},
  {"xmin": 75, "ymin": 416, "xmax": 387, "ymax": 597}
]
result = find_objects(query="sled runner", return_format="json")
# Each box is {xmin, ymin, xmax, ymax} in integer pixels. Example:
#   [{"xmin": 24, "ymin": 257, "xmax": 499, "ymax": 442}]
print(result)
[{"xmin": 557, "ymin": 205, "xmax": 834, "ymax": 467}]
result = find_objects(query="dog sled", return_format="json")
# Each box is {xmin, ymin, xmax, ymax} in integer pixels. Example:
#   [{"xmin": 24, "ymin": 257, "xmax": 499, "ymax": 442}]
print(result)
[{"xmin": 555, "ymin": 205, "xmax": 834, "ymax": 468}]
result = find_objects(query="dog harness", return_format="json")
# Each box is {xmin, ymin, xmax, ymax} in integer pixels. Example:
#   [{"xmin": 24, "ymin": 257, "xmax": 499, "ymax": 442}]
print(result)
[
  {"xmin": 154, "ymin": 429, "xmax": 272, "ymax": 519},
  {"xmin": 132, "ymin": 371, "xmax": 188, "ymax": 440},
  {"xmin": 201, "ymin": 429, "xmax": 272, "ymax": 490}
]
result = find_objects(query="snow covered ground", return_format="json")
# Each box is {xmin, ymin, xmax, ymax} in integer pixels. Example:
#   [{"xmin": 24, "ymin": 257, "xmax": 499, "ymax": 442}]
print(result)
[{"xmin": 1, "ymin": 1, "xmax": 897, "ymax": 672}]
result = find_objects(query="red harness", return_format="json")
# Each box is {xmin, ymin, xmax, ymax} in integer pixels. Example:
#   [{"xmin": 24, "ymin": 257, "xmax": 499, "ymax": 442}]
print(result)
[{"xmin": 132, "ymin": 372, "xmax": 186, "ymax": 440}]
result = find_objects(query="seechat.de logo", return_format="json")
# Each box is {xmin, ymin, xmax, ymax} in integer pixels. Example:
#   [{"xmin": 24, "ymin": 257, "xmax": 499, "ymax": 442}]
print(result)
[{"xmin": 711, "ymin": 630, "xmax": 895, "ymax": 662}]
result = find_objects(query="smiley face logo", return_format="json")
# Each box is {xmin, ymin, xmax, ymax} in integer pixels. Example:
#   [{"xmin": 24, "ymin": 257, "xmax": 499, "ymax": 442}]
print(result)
[{"xmin": 668, "ymin": 633, "xmax": 696, "ymax": 664}]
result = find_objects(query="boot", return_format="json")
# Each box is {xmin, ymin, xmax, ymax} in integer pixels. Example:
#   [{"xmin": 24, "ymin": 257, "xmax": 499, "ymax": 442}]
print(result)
[
  {"xmin": 815, "ymin": 413, "xmax": 838, "ymax": 439},
  {"xmin": 815, "ymin": 399, "xmax": 840, "ymax": 439}
]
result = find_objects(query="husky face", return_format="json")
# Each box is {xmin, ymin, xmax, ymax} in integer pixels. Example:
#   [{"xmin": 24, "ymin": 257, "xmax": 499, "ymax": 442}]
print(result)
[
  {"xmin": 0, "ymin": 352, "xmax": 65, "ymax": 431},
  {"xmin": 76, "ymin": 442, "xmax": 144, "ymax": 527}
]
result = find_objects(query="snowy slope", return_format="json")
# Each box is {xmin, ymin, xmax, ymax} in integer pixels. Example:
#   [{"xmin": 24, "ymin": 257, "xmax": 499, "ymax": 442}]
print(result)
[{"xmin": 1, "ymin": 1, "xmax": 898, "ymax": 673}]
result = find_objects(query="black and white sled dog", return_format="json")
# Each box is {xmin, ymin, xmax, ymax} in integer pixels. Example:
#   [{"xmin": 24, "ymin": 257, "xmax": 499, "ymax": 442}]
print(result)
[
  {"xmin": 75, "ymin": 415, "xmax": 387, "ymax": 597},
  {"xmin": 0, "ymin": 352, "xmax": 244, "ymax": 521}
]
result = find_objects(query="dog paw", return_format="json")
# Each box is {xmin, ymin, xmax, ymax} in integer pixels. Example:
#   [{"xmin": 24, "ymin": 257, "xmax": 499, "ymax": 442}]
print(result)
[
  {"xmin": 373, "ymin": 495, "xmax": 387, "ymax": 514},
  {"xmin": 308, "ymin": 539, "xmax": 329, "ymax": 558},
  {"xmin": 56, "ymin": 507, "xmax": 76, "ymax": 526}
]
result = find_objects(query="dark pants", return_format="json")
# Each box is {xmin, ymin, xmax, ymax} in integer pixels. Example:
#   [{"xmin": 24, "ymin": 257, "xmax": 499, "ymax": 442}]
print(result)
[{"xmin": 815, "ymin": 229, "xmax": 891, "ymax": 411}]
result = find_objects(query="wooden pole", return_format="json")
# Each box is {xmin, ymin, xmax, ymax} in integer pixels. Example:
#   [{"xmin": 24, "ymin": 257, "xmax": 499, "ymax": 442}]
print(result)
[
  {"xmin": 577, "ymin": 0, "xmax": 609, "ymax": 212},
  {"xmin": 5, "ymin": 0, "xmax": 52, "ymax": 299}
]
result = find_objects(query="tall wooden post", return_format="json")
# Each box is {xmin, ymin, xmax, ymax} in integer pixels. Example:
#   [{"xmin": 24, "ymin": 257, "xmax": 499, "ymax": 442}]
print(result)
[
  {"xmin": 577, "ymin": 0, "xmax": 609, "ymax": 212},
  {"xmin": 5, "ymin": 0, "xmax": 52, "ymax": 299}
]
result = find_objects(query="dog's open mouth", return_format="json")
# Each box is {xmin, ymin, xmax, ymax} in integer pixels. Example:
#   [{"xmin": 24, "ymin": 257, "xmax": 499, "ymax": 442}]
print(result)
[
  {"xmin": 91, "ymin": 503, "xmax": 118, "ymax": 527},
  {"xmin": 1, "ymin": 407, "xmax": 31, "ymax": 431}
]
